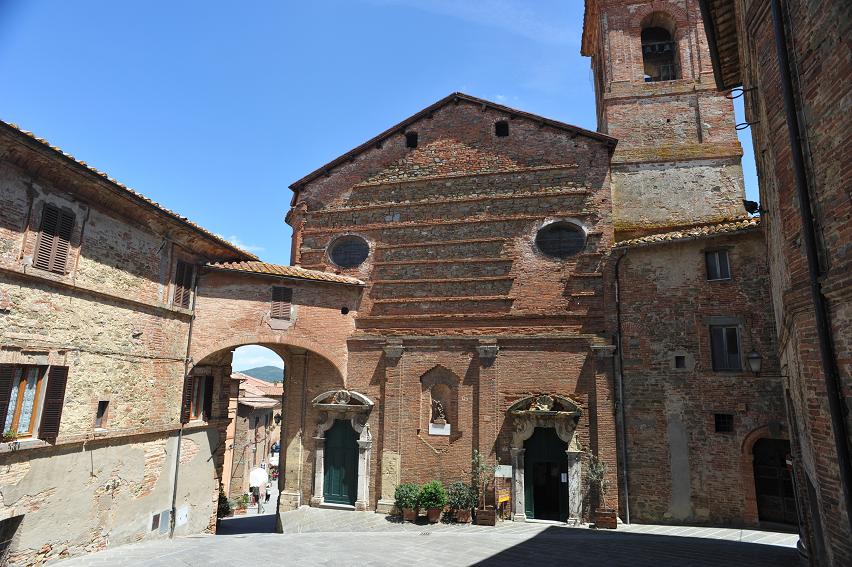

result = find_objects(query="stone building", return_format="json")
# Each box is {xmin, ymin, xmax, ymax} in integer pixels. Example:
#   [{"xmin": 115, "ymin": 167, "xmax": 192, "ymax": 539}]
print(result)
[
  {"xmin": 581, "ymin": 0, "xmax": 787, "ymax": 528},
  {"xmin": 0, "ymin": 121, "xmax": 254, "ymax": 565},
  {"xmin": 222, "ymin": 373, "xmax": 281, "ymax": 498},
  {"xmin": 700, "ymin": 0, "xmax": 851, "ymax": 564}
]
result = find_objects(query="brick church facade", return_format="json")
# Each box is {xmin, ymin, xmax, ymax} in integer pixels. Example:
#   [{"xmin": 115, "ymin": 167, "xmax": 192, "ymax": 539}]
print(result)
[{"xmin": 1, "ymin": 1, "xmax": 808, "ymax": 564}]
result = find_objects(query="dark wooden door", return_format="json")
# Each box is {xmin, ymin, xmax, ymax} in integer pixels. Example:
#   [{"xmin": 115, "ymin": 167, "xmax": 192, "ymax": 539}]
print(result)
[
  {"xmin": 523, "ymin": 427, "xmax": 568, "ymax": 521},
  {"xmin": 753, "ymin": 438, "xmax": 797, "ymax": 524},
  {"xmin": 323, "ymin": 420, "xmax": 358, "ymax": 505}
]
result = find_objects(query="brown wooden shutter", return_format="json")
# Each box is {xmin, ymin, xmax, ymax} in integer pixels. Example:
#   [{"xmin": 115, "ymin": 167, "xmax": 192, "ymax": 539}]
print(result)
[
  {"xmin": 202, "ymin": 376, "xmax": 214, "ymax": 420},
  {"xmin": 180, "ymin": 376, "xmax": 194, "ymax": 423},
  {"xmin": 271, "ymin": 286, "xmax": 292, "ymax": 320},
  {"xmin": 33, "ymin": 205, "xmax": 74, "ymax": 275},
  {"xmin": 0, "ymin": 365, "xmax": 14, "ymax": 431},
  {"xmin": 173, "ymin": 261, "xmax": 194, "ymax": 308},
  {"xmin": 38, "ymin": 366, "xmax": 69, "ymax": 440}
]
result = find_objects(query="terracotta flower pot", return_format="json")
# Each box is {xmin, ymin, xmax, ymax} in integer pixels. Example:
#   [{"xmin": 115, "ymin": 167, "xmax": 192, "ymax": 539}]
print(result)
[
  {"xmin": 594, "ymin": 508, "xmax": 617, "ymax": 529},
  {"xmin": 402, "ymin": 508, "xmax": 418, "ymax": 522},
  {"xmin": 233, "ymin": 508, "xmax": 247, "ymax": 516},
  {"xmin": 426, "ymin": 508, "xmax": 442, "ymax": 523},
  {"xmin": 455, "ymin": 508, "xmax": 471, "ymax": 523}
]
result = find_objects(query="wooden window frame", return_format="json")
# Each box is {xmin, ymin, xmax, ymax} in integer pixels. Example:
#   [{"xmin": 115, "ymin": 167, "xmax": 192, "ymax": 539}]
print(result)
[
  {"xmin": 710, "ymin": 325, "xmax": 743, "ymax": 371},
  {"xmin": 705, "ymin": 249, "xmax": 732, "ymax": 281},
  {"xmin": 3, "ymin": 366, "xmax": 46, "ymax": 439},
  {"xmin": 172, "ymin": 260, "xmax": 195, "ymax": 309},
  {"xmin": 185, "ymin": 375, "xmax": 214, "ymax": 422},
  {"xmin": 271, "ymin": 286, "xmax": 293, "ymax": 320},
  {"xmin": 32, "ymin": 204, "xmax": 75, "ymax": 275}
]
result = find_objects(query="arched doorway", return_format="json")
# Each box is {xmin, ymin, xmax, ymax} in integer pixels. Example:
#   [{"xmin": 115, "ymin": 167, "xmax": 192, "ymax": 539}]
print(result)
[
  {"xmin": 524, "ymin": 427, "xmax": 569, "ymax": 521},
  {"xmin": 323, "ymin": 420, "xmax": 359, "ymax": 506},
  {"xmin": 753, "ymin": 438, "xmax": 796, "ymax": 525}
]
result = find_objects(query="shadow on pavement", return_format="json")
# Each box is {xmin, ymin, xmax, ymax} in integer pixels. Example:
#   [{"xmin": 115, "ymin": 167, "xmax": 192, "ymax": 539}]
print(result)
[
  {"xmin": 216, "ymin": 514, "xmax": 278, "ymax": 535},
  {"xmin": 470, "ymin": 526, "xmax": 802, "ymax": 567}
]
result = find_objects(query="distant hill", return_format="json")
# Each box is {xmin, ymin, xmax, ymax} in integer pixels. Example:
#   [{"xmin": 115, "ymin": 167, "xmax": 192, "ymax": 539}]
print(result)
[{"xmin": 238, "ymin": 365, "xmax": 284, "ymax": 383}]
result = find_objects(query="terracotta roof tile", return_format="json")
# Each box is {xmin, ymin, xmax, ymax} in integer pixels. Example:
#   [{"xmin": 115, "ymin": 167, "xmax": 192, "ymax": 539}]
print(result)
[
  {"xmin": 1, "ymin": 121, "xmax": 257, "ymax": 261},
  {"xmin": 207, "ymin": 261, "xmax": 364, "ymax": 285},
  {"xmin": 616, "ymin": 217, "xmax": 760, "ymax": 248}
]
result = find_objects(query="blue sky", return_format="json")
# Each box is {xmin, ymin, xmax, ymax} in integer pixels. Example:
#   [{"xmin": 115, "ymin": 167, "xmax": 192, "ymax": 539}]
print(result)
[{"xmin": 0, "ymin": 0, "xmax": 757, "ymax": 370}]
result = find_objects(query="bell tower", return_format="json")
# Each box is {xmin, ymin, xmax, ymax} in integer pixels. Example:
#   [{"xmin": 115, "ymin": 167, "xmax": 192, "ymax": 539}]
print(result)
[{"xmin": 581, "ymin": 0, "xmax": 746, "ymax": 239}]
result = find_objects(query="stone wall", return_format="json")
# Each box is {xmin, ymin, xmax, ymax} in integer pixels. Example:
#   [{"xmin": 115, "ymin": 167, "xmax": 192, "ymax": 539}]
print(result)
[{"xmin": 617, "ymin": 229, "xmax": 784, "ymax": 524}]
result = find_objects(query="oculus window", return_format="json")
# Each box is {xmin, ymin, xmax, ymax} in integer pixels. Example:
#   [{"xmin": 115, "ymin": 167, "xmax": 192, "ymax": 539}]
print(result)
[
  {"xmin": 535, "ymin": 222, "xmax": 586, "ymax": 258},
  {"xmin": 329, "ymin": 235, "xmax": 369, "ymax": 268}
]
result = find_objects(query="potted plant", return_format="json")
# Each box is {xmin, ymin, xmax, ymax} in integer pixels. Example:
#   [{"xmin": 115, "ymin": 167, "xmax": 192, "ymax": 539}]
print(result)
[
  {"xmin": 394, "ymin": 482, "xmax": 420, "ymax": 522},
  {"xmin": 586, "ymin": 451, "xmax": 616, "ymax": 529},
  {"xmin": 470, "ymin": 450, "xmax": 499, "ymax": 526},
  {"xmin": 232, "ymin": 494, "xmax": 249, "ymax": 515},
  {"xmin": 217, "ymin": 488, "xmax": 233, "ymax": 519},
  {"xmin": 2, "ymin": 430, "xmax": 18, "ymax": 443},
  {"xmin": 447, "ymin": 481, "xmax": 475, "ymax": 523},
  {"xmin": 419, "ymin": 480, "xmax": 448, "ymax": 523}
]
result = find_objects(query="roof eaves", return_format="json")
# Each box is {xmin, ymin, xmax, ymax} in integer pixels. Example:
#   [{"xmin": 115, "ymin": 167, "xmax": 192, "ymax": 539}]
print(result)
[
  {"xmin": 288, "ymin": 92, "xmax": 617, "ymax": 193},
  {"xmin": 0, "ymin": 121, "xmax": 258, "ymax": 261},
  {"xmin": 205, "ymin": 261, "xmax": 365, "ymax": 286},
  {"xmin": 614, "ymin": 218, "xmax": 760, "ymax": 249}
]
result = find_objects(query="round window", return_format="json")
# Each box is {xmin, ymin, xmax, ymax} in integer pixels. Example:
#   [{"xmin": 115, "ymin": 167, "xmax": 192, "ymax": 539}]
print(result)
[
  {"xmin": 329, "ymin": 235, "xmax": 369, "ymax": 268},
  {"xmin": 535, "ymin": 222, "xmax": 586, "ymax": 258}
]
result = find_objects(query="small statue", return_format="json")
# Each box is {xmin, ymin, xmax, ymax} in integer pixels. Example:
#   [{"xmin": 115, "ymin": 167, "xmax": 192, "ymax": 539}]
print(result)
[{"xmin": 432, "ymin": 399, "xmax": 446, "ymax": 423}]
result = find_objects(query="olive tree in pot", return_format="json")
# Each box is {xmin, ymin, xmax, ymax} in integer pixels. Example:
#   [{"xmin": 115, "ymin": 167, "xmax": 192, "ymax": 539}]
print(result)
[
  {"xmin": 420, "ymin": 481, "xmax": 448, "ymax": 523},
  {"xmin": 447, "ymin": 481, "xmax": 476, "ymax": 523},
  {"xmin": 585, "ymin": 451, "xmax": 616, "ymax": 529},
  {"xmin": 395, "ymin": 483, "xmax": 420, "ymax": 522},
  {"xmin": 471, "ymin": 450, "xmax": 499, "ymax": 526}
]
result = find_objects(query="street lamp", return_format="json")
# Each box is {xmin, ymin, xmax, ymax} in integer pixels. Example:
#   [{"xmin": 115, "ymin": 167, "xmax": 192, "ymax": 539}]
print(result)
[
  {"xmin": 274, "ymin": 413, "xmax": 281, "ymax": 425},
  {"xmin": 747, "ymin": 350, "xmax": 763, "ymax": 375}
]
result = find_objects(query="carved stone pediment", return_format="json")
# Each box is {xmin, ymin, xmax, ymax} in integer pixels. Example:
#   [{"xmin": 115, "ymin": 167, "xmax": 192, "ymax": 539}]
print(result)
[
  {"xmin": 508, "ymin": 394, "xmax": 581, "ymax": 418},
  {"xmin": 311, "ymin": 389, "xmax": 374, "ymax": 412}
]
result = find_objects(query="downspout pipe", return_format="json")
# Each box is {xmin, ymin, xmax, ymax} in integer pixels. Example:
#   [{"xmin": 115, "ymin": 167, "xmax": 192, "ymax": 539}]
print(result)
[
  {"xmin": 170, "ymin": 264, "xmax": 201, "ymax": 537},
  {"xmin": 770, "ymin": 0, "xmax": 852, "ymax": 535},
  {"xmin": 614, "ymin": 249, "xmax": 630, "ymax": 524}
]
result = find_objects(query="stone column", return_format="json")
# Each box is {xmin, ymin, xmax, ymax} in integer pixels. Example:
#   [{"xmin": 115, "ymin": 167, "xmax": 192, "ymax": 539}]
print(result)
[
  {"xmin": 511, "ymin": 447, "xmax": 526, "ymax": 521},
  {"xmin": 310, "ymin": 436, "xmax": 325, "ymax": 507},
  {"xmin": 566, "ymin": 450, "xmax": 583, "ymax": 521},
  {"xmin": 355, "ymin": 438, "xmax": 372, "ymax": 511},
  {"xmin": 377, "ymin": 342, "xmax": 404, "ymax": 513}
]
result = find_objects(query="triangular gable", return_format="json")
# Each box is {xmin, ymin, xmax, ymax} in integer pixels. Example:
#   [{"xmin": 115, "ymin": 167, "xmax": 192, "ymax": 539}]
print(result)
[{"xmin": 289, "ymin": 92, "xmax": 616, "ymax": 197}]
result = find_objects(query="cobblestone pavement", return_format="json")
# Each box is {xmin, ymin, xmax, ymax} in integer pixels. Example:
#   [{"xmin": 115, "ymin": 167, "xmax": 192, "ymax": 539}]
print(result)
[{"xmin": 56, "ymin": 507, "xmax": 801, "ymax": 567}]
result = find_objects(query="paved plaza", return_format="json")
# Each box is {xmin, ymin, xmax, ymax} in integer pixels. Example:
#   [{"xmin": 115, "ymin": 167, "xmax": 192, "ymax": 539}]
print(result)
[{"xmin": 56, "ymin": 507, "xmax": 801, "ymax": 567}]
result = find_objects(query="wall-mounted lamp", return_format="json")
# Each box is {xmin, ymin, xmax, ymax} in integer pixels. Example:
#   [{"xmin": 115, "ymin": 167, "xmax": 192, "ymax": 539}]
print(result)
[
  {"xmin": 273, "ymin": 413, "xmax": 281, "ymax": 425},
  {"xmin": 746, "ymin": 350, "xmax": 763, "ymax": 376}
]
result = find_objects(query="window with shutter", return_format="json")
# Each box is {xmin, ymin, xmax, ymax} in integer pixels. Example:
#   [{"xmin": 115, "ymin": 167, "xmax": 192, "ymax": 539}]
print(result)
[
  {"xmin": 710, "ymin": 325, "xmax": 742, "ymax": 371},
  {"xmin": 180, "ymin": 376, "xmax": 195, "ymax": 424},
  {"xmin": 33, "ymin": 204, "xmax": 75, "ymax": 275},
  {"xmin": 38, "ymin": 366, "xmax": 69, "ymax": 440},
  {"xmin": 0, "ymin": 365, "xmax": 14, "ymax": 434},
  {"xmin": 271, "ymin": 287, "xmax": 292, "ymax": 320},
  {"xmin": 173, "ymin": 261, "xmax": 195, "ymax": 308},
  {"xmin": 705, "ymin": 250, "xmax": 731, "ymax": 281},
  {"xmin": 202, "ymin": 376, "xmax": 214, "ymax": 420}
]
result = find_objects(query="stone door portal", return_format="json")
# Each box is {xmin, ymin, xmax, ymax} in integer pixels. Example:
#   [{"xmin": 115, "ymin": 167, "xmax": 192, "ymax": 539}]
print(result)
[
  {"xmin": 323, "ymin": 420, "xmax": 359, "ymax": 505},
  {"xmin": 524, "ymin": 427, "xmax": 569, "ymax": 521}
]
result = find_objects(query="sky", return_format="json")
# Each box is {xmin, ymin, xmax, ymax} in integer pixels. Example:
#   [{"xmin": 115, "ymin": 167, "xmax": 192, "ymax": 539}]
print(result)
[{"xmin": 0, "ymin": 0, "xmax": 758, "ymax": 371}]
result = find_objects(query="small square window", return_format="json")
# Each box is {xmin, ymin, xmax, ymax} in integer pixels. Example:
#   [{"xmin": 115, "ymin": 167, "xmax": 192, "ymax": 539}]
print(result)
[
  {"xmin": 714, "ymin": 413, "xmax": 734, "ymax": 433},
  {"xmin": 674, "ymin": 355, "xmax": 686, "ymax": 369},
  {"xmin": 405, "ymin": 131, "xmax": 418, "ymax": 149},
  {"xmin": 495, "ymin": 121, "xmax": 509, "ymax": 137},
  {"xmin": 151, "ymin": 513, "xmax": 160, "ymax": 531},
  {"xmin": 705, "ymin": 250, "xmax": 731, "ymax": 281}
]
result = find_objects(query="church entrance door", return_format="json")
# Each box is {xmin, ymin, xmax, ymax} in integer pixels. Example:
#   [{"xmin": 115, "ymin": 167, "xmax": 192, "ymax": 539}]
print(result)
[
  {"xmin": 323, "ymin": 420, "xmax": 358, "ymax": 506},
  {"xmin": 753, "ymin": 438, "xmax": 796, "ymax": 524},
  {"xmin": 523, "ymin": 427, "xmax": 568, "ymax": 521}
]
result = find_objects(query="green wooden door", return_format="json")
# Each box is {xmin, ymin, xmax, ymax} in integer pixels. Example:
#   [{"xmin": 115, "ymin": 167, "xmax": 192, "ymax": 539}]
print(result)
[
  {"xmin": 523, "ymin": 427, "xmax": 569, "ymax": 521},
  {"xmin": 323, "ymin": 420, "xmax": 358, "ymax": 505}
]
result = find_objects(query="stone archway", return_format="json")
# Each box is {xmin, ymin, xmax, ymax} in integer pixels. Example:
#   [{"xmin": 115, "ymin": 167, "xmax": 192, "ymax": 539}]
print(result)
[
  {"xmin": 309, "ymin": 390, "xmax": 374, "ymax": 511},
  {"xmin": 508, "ymin": 394, "xmax": 583, "ymax": 522},
  {"xmin": 740, "ymin": 422, "xmax": 790, "ymax": 525}
]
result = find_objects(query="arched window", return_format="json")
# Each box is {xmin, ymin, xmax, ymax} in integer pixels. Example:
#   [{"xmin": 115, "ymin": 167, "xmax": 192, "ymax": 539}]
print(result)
[{"xmin": 641, "ymin": 25, "xmax": 679, "ymax": 81}]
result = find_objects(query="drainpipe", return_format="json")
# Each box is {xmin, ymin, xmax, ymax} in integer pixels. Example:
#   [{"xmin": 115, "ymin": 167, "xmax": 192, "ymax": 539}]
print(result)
[
  {"xmin": 613, "ymin": 249, "xmax": 630, "ymax": 524},
  {"xmin": 169, "ymin": 264, "xmax": 201, "ymax": 537},
  {"xmin": 770, "ymin": 0, "xmax": 852, "ymax": 535}
]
